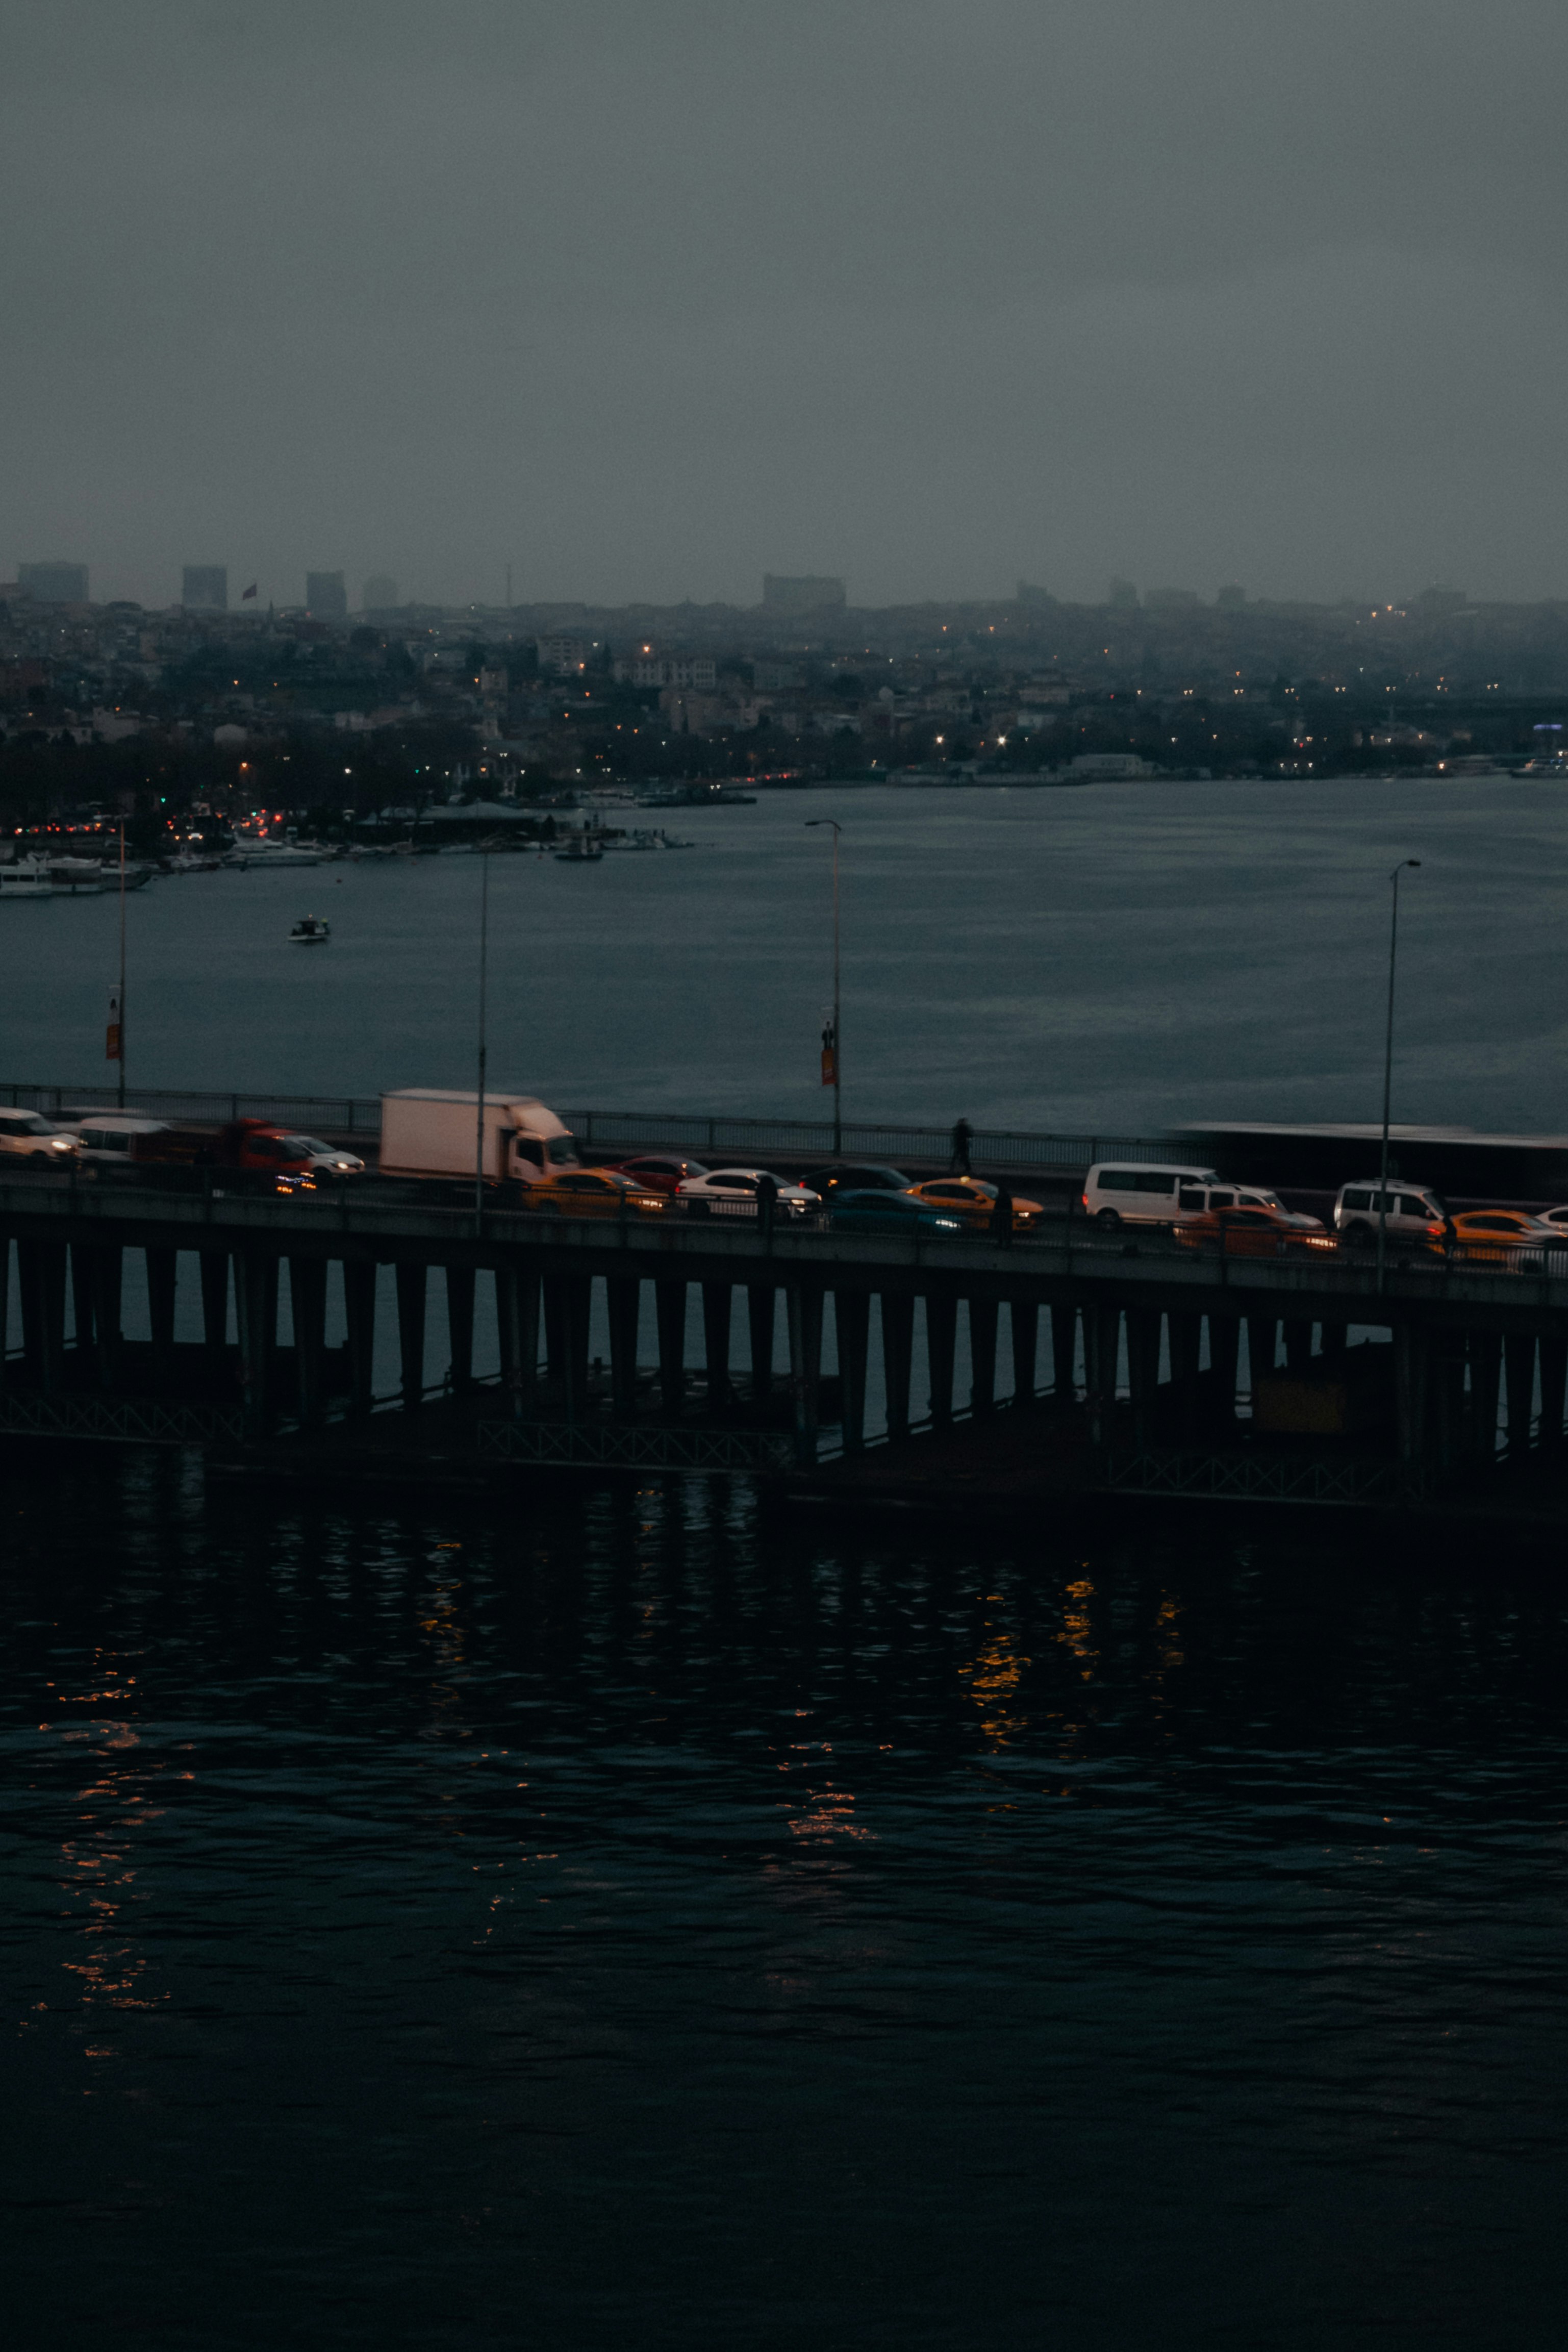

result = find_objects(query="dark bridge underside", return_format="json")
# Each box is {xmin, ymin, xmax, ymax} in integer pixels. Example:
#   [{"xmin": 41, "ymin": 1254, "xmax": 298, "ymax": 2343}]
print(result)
[{"xmin": 3, "ymin": 1172, "xmax": 1567, "ymax": 1522}]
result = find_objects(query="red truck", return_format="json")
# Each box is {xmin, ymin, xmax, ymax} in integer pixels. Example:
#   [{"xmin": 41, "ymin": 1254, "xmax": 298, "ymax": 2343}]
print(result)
[{"xmin": 124, "ymin": 1119, "xmax": 365, "ymax": 1187}]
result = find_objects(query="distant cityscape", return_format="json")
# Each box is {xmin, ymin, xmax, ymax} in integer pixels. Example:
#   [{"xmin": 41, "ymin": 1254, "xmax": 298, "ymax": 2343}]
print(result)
[{"xmin": 2, "ymin": 560, "xmax": 1565, "ymax": 843}]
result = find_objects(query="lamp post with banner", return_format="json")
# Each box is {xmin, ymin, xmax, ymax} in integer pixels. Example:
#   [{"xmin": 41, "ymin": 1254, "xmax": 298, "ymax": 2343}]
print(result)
[{"xmin": 806, "ymin": 818, "xmax": 842, "ymax": 1154}]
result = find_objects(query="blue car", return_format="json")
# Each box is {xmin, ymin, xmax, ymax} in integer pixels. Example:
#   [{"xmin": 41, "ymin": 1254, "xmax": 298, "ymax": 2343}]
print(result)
[{"xmin": 828, "ymin": 1188, "xmax": 966, "ymax": 1236}]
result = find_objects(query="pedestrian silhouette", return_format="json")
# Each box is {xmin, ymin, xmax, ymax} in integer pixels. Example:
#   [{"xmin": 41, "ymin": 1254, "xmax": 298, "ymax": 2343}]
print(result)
[{"xmin": 949, "ymin": 1117, "xmax": 973, "ymax": 1175}]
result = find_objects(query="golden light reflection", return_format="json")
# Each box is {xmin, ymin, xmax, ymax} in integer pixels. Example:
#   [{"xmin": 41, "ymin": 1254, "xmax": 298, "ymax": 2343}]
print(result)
[
  {"xmin": 1058, "ymin": 1577, "xmax": 1098, "ymax": 1681},
  {"xmin": 959, "ymin": 1607, "xmax": 1031, "ymax": 1748}
]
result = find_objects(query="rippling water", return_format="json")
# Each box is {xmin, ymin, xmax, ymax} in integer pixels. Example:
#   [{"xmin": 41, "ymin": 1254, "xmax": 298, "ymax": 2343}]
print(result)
[{"xmin": 7, "ymin": 1451, "xmax": 1568, "ymax": 2347}]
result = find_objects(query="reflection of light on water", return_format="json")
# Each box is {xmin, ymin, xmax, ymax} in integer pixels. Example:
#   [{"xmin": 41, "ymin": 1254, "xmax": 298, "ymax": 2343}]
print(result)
[
  {"xmin": 51, "ymin": 1653, "xmax": 170, "ymax": 2044},
  {"xmin": 958, "ymin": 1593, "xmax": 1031, "ymax": 1746},
  {"xmin": 1058, "ymin": 1577, "xmax": 1098, "ymax": 1681},
  {"xmin": 788, "ymin": 1785, "xmax": 872, "ymax": 1842}
]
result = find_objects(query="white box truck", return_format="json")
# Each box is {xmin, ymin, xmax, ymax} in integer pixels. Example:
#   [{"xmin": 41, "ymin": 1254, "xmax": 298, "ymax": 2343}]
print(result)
[{"xmin": 378, "ymin": 1090, "xmax": 580, "ymax": 1185}]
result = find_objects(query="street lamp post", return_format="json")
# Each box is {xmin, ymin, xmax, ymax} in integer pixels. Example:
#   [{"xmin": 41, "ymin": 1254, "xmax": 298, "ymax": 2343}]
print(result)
[
  {"xmin": 474, "ymin": 848, "xmax": 490, "ymax": 1221},
  {"xmin": 1377, "ymin": 859, "xmax": 1421, "ymax": 1291},
  {"xmin": 806, "ymin": 819, "xmax": 842, "ymax": 1153}
]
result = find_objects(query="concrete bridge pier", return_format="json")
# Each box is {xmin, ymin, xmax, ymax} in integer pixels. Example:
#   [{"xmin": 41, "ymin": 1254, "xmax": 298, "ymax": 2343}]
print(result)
[
  {"xmin": 494, "ymin": 1259, "xmax": 538, "ymax": 1420},
  {"xmin": 1168, "ymin": 1309, "xmax": 1203, "ymax": 1438},
  {"xmin": 747, "ymin": 1284, "xmax": 775, "ymax": 1404},
  {"xmin": 235, "ymin": 1250, "xmax": 277, "ymax": 1438},
  {"xmin": 394, "ymin": 1262, "xmax": 426, "ymax": 1410},
  {"xmin": 1283, "ymin": 1318, "xmax": 1313, "ymax": 1373},
  {"xmin": 199, "ymin": 1251, "xmax": 229, "ymax": 1356},
  {"xmin": 445, "ymin": 1265, "xmax": 476, "ymax": 1393},
  {"xmin": 787, "ymin": 1282, "xmax": 823, "ymax": 1464},
  {"xmin": 1540, "ymin": 1332, "xmax": 1568, "ymax": 1449},
  {"xmin": 1504, "ymin": 1332, "xmax": 1536, "ymax": 1455},
  {"xmin": 87, "ymin": 1243, "xmax": 123, "ymax": 1387},
  {"xmin": 606, "ymin": 1276, "xmax": 640, "ymax": 1417},
  {"xmin": 656, "ymin": 1279, "xmax": 687, "ymax": 1416},
  {"xmin": 555, "ymin": 1273, "xmax": 591, "ymax": 1423},
  {"xmin": 1126, "ymin": 1307, "xmax": 1161, "ymax": 1447},
  {"xmin": 969, "ymin": 1297, "xmax": 998, "ymax": 1413},
  {"xmin": 343, "ymin": 1259, "xmax": 377, "ymax": 1414},
  {"xmin": 1395, "ymin": 1323, "xmax": 1430, "ymax": 1465},
  {"xmin": 289, "ymin": 1256, "xmax": 330, "ymax": 1427},
  {"xmin": 146, "ymin": 1247, "xmax": 178, "ymax": 1377},
  {"xmin": 882, "ymin": 1292, "xmax": 915, "ymax": 1438},
  {"xmin": 1084, "ymin": 1302, "xmax": 1120, "ymax": 1444},
  {"xmin": 1010, "ymin": 1300, "xmax": 1039, "ymax": 1405},
  {"xmin": 1431, "ymin": 1333, "xmax": 1468, "ymax": 1472},
  {"xmin": 69, "ymin": 1243, "xmax": 94, "ymax": 1358},
  {"xmin": 1208, "ymin": 1314, "xmax": 1241, "ymax": 1428},
  {"xmin": 1050, "ymin": 1302, "xmax": 1077, "ymax": 1405},
  {"xmin": 18, "ymin": 1240, "xmax": 67, "ymax": 1394},
  {"xmin": 1247, "ymin": 1316, "xmax": 1277, "ymax": 1394},
  {"xmin": 836, "ymin": 1289, "xmax": 870, "ymax": 1451},
  {"xmin": 926, "ymin": 1293, "xmax": 957, "ymax": 1428},
  {"xmin": 1469, "ymin": 1330, "xmax": 1503, "ymax": 1459},
  {"xmin": 1320, "ymin": 1321, "xmax": 1348, "ymax": 1362},
  {"xmin": 702, "ymin": 1281, "xmax": 733, "ymax": 1405}
]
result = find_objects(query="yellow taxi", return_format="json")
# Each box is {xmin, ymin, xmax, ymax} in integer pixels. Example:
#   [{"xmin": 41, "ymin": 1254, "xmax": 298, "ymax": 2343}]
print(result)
[
  {"xmin": 903, "ymin": 1177, "xmax": 1044, "ymax": 1232},
  {"xmin": 1447, "ymin": 1208, "xmax": 1564, "ymax": 1265},
  {"xmin": 519, "ymin": 1169, "xmax": 666, "ymax": 1220}
]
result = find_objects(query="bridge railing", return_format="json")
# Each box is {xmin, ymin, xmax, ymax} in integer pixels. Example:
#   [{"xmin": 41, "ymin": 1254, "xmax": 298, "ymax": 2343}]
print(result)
[{"xmin": 0, "ymin": 1080, "xmax": 1171, "ymax": 1170}]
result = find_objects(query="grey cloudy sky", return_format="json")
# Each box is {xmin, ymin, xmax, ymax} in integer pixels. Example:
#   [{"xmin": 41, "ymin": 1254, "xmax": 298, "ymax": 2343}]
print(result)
[{"xmin": 4, "ymin": 0, "xmax": 1565, "ymax": 611}]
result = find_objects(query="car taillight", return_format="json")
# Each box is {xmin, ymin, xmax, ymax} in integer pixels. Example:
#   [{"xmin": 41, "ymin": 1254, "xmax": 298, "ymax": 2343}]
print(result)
[{"xmin": 1080, "ymin": 1192, "xmax": 1089, "ymax": 1208}]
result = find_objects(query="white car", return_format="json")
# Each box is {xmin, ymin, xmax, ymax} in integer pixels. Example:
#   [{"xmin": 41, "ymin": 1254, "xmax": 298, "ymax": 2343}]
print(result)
[
  {"xmin": 0, "ymin": 1108, "xmax": 79, "ymax": 1162},
  {"xmin": 675, "ymin": 1166, "xmax": 822, "ymax": 1217},
  {"xmin": 63, "ymin": 1114, "xmax": 171, "ymax": 1162},
  {"xmin": 272, "ymin": 1132, "xmax": 366, "ymax": 1180}
]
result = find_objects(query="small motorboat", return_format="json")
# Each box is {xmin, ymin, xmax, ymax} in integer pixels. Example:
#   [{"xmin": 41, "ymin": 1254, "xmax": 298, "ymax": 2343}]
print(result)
[
  {"xmin": 289, "ymin": 914, "xmax": 331, "ymax": 944},
  {"xmin": 553, "ymin": 834, "xmax": 604, "ymax": 864}
]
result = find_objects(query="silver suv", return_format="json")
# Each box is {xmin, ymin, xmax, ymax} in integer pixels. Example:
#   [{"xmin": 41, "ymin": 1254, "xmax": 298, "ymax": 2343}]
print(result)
[
  {"xmin": 0, "ymin": 1109, "xmax": 79, "ymax": 1163},
  {"xmin": 1333, "ymin": 1179, "xmax": 1447, "ymax": 1245}
]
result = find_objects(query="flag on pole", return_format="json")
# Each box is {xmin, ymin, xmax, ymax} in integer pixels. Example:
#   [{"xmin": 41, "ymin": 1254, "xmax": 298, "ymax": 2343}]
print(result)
[{"xmin": 242, "ymin": 581, "xmax": 258, "ymax": 600}]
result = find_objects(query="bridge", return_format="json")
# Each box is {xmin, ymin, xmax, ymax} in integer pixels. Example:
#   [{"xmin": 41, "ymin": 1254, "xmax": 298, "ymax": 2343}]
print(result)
[{"xmin": 3, "ymin": 1152, "xmax": 1566, "ymax": 1523}]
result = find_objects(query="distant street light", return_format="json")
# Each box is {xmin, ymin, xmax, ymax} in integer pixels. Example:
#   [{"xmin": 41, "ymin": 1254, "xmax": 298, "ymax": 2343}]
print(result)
[
  {"xmin": 1378, "ymin": 859, "xmax": 1422, "ymax": 1289},
  {"xmin": 805, "ymin": 819, "xmax": 843, "ymax": 1154}
]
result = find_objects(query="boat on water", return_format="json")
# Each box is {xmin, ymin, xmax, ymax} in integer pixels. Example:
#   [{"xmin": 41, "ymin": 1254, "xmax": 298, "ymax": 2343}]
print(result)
[
  {"xmin": 604, "ymin": 827, "xmax": 693, "ymax": 851},
  {"xmin": 226, "ymin": 840, "xmax": 329, "ymax": 869},
  {"xmin": 289, "ymin": 914, "xmax": 332, "ymax": 944},
  {"xmin": 0, "ymin": 857, "xmax": 63, "ymax": 900},
  {"xmin": 553, "ymin": 834, "xmax": 605, "ymax": 864}
]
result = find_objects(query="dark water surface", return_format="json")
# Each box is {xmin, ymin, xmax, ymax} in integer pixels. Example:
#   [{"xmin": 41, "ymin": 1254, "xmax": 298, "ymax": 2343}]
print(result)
[{"xmin": 6, "ymin": 1452, "xmax": 1568, "ymax": 2348}]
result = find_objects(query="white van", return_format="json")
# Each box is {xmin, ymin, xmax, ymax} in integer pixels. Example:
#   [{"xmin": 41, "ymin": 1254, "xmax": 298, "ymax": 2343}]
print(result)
[
  {"xmin": 1333, "ymin": 1180, "xmax": 1448, "ymax": 1244},
  {"xmin": 62, "ymin": 1115, "xmax": 170, "ymax": 1162},
  {"xmin": 1082, "ymin": 1161, "xmax": 1219, "ymax": 1229},
  {"xmin": 378, "ymin": 1090, "xmax": 580, "ymax": 1186}
]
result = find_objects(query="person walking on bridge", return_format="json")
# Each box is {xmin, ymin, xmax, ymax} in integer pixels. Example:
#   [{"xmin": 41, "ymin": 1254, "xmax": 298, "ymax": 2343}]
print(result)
[{"xmin": 949, "ymin": 1116, "xmax": 973, "ymax": 1175}]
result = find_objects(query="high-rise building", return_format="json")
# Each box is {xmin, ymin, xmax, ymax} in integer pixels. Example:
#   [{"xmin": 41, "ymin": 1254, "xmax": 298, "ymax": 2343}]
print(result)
[
  {"xmin": 306, "ymin": 570, "xmax": 347, "ymax": 619},
  {"xmin": 362, "ymin": 573, "xmax": 398, "ymax": 611},
  {"xmin": 182, "ymin": 566, "xmax": 227, "ymax": 611},
  {"xmin": 19, "ymin": 561, "xmax": 89, "ymax": 604},
  {"xmin": 762, "ymin": 574, "xmax": 846, "ymax": 613}
]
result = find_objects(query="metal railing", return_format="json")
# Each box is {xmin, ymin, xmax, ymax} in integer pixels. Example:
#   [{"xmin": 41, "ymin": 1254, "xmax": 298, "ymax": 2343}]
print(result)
[
  {"xmin": 477, "ymin": 1419, "xmax": 796, "ymax": 1473},
  {"xmin": 0, "ymin": 1080, "xmax": 1168, "ymax": 1168},
  {"xmin": 1097, "ymin": 1448, "xmax": 1417, "ymax": 1506}
]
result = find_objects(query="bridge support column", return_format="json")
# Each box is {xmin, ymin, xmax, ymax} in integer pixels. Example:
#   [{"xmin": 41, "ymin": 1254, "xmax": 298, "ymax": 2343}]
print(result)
[
  {"xmin": 1395, "ymin": 1323, "xmax": 1431, "ymax": 1466},
  {"xmin": 1539, "ymin": 1332, "xmax": 1568, "ymax": 1450},
  {"xmin": 395, "ymin": 1262, "xmax": 426, "ymax": 1410},
  {"xmin": 70, "ymin": 1244, "xmax": 94, "ymax": 1354},
  {"xmin": 1246, "ymin": 1316, "xmax": 1277, "ymax": 1397},
  {"xmin": 969, "ymin": 1297, "xmax": 998, "ymax": 1413},
  {"xmin": 18, "ymin": 1240, "xmax": 67, "ymax": 1395},
  {"xmin": 235, "ymin": 1251, "xmax": 277, "ymax": 1439},
  {"xmin": 445, "ymin": 1265, "xmax": 476, "ymax": 1393},
  {"xmin": 1084, "ymin": 1302, "xmax": 1120, "ymax": 1445},
  {"xmin": 926, "ymin": 1293, "xmax": 957, "ymax": 1428},
  {"xmin": 702, "ymin": 1282, "xmax": 732, "ymax": 1406},
  {"xmin": 881, "ymin": 1291, "xmax": 914, "ymax": 1440},
  {"xmin": 199, "ymin": 1251, "xmax": 229, "ymax": 1354},
  {"xmin": 1468, "ymin": 1331, "xmax": 1502, "ymax": 1459},
  {"xmin": 0, "ymin": 1233, "xmax": 8, "ymax": 1361},
  {"xmin": 655, "ymin": 1280, "xmax": 687, "ymax": 1417},
  {"xmin": 836, "ymin": 1289, "xmax": 870, "ymax": 1451},
  {"xmin": 343, "ymin": 1260, "xmax": 376, "ymax": 1414},
  {"xmin": 1431, "ymin": 1334, "xmax": 1468, "ymax": 1472},
  {"xmin": 1320, "ymin": 1321, "xmax": 1348, "ymax": 1362},
  {"xmin": 1168, "ymin": 1310, "xmax": 1202, "ymax": 1439},
  {"xmin": 289, "ymin": 1256, "xmax": 329, "ymax": 1427},
  {"xmin": 747, "ymin": 1285, "xmax": 775, "ymax": 1403},
  {"xmin": 1504, "ymin": 1332, "xmax": 1536, "ymax": 1454},
  {"xmin": 146, "ymin": 1247, "xmax": 178, "ymax": 1375},
  {"xmin": 607, "ymin": 1277, "xmax": 640, "ymax": 1418},
  {"xmin": 787, "ymin": 1282, "xmax": 823, "ymax": 1465},
  {"xmin": 553, "ymin": 1273, "xmax": 591, "ymax": 1424},
  {"xmin": 1010, "ymin": 1300, "xmax": 1039, "ymax": 1405},
  {"xmin": 1126, "ymin": 1308, "xmax": 1161, "ymax": 1448},
  {"xmin": 1283, "ymin": 1319, "xmax": 1313, "ymax": 1373},
  {"xmin": 88, "ymin": 1245, "xmax": 123, "ymax": 1388},
  {"xmin": 1050, "ymin": 1302, "xmax": 1077, "ymax": 1405},
  {"xmin": 1207, "ymin": 1315, "xmax": 1241, "ymax": 1428},
  {"xmin": 495, "ymin": 1260, "xmax": 539, "ymax": 1420}
]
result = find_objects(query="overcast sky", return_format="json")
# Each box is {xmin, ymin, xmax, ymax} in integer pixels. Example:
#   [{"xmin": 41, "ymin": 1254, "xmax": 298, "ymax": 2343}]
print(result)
[{"xmin": 4, "ymin": 0, "xmax": 1565, "ymax": 612}]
